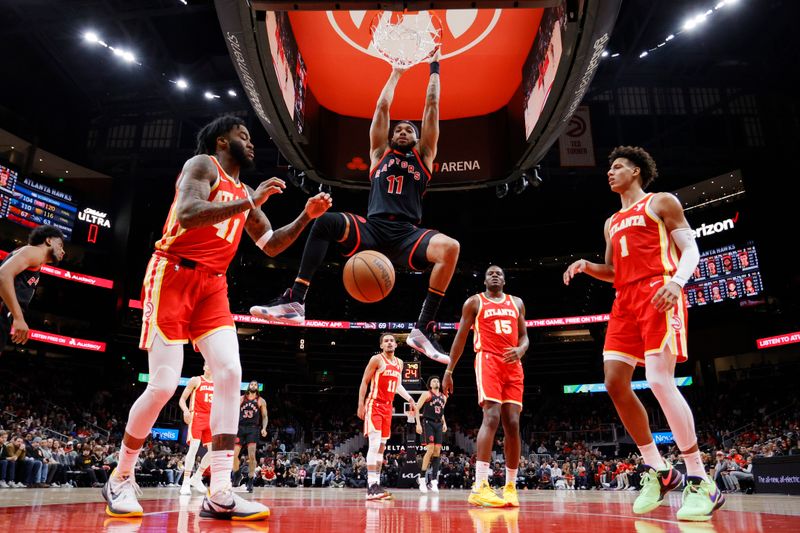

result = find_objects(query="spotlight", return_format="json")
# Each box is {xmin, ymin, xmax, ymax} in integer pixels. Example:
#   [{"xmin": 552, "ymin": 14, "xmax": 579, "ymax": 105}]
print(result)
[
  {"xmin": 83, "ymin": 31, "xmax": 99, "ymax": 44},
  {"xmin": 204, "ymin": 91, "xmax": 220, "ymax": 100},
  {"xmin": 227, "ymin": 89, "xmax": 237, "ymax": 97},
  {"xmin": 601, "ymin": 50, "xmax": 609, "ymax": 58},
  {"xmin": 639, "ymin": 51, "xmax": 648, "ymax": 58},
  {"xmin": 175, "ymin": 78, "xmax": 188, "ymax": 90},
  {"xmin": 495, "ymin": 183, "xmax": 509, "ymax": 199}
]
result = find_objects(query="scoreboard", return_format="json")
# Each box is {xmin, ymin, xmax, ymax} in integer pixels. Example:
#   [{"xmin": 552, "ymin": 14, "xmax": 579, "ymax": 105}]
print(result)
[{"xmin": 0, "ymin": 165, "xmax": 78, "ymax": 241}]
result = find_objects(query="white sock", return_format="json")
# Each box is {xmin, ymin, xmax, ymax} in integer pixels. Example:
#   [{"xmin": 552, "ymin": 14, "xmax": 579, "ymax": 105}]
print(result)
[
  {"xmin": 475, "ymin": 461, "xmax": 490, "ymax": 487},
  {"xmin": 210, "ymin": 450, "xmax": 234, "ymax": 495},
  {"xmin": 682, "ymin": 450, "xmax": 708, "ymax": 480},
  {"xmin": 192, "ymin": 449, "xmax": 213, "ymax": 481},
  {"xmin": 116, "ymin": 443, "xmax": 142, "ymax": 478},
  {"xmin": 505, "ymin": 468, "xmax": 517, "ymax": 486},
  {"xmin": 368, "ymin": 471, "xmax": 379, "ymax": 486},
  {"xmin": 638, "ymin": 441, "xmax": 666, "ymax": 470}
]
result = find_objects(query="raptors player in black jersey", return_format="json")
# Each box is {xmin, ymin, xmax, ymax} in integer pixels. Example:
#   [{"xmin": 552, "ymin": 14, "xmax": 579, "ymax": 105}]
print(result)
[
  {"xmin": 0, "ymin": 226, "xmax": 65, "ymax": 353},
  {"xmin": 234, "ymin": 381, "xmax": 267, "ymax": 493},
  {"xmin": 252, "ymin": 50, "xmax": 458, "ymax": 365},
  {"xmin": 414, "ymin": 375, "xmax": 447, "ymax": 492}
]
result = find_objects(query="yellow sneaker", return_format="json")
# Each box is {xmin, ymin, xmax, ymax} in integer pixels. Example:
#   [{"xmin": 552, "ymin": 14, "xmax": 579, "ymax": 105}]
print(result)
[
  {"xmin": 502, "ymin": 483, "xmax": 519, "ymax": 507},
  {"xmin": 468, "ymin": 481, "xmax": 507, "ymax": 508}
]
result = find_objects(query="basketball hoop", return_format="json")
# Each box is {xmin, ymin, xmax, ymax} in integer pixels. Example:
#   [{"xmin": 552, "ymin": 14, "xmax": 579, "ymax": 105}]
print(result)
[{"xmin": 370, "ymin": 11, "xmax": 442, "ymax": 68}]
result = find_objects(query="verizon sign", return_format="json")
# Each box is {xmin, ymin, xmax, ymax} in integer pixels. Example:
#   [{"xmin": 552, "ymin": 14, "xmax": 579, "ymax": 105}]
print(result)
[
  {"xmin": 756, "ymin": 331, "xmax": 800, "ymax": 350},
  {"xmin": 692, "ymin": 212, "xmax": 739, "ymax": 239}
]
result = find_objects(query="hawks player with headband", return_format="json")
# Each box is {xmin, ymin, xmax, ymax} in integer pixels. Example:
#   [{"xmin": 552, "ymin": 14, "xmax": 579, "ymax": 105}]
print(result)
[
  {"xmin": 563, "ymin": 146, "xmax": 723, "ymax": 522},
  {"xmin": 178, "ymin": 364, "xmax": 214, "ymax": 495},
  {"xmin": 357, "ymin": 333, "xmax": 416, "ymax": 500},
  {"xmin": 252, "ymin": 50, "xmax": 458, "ymax": 366},
  {"xmin": 443, "ymin": 265, "xmax": 528, "ymax": 508},
  {"xmin": 102, "ymin": 115, "xmax": 331, "ymax": 520}
]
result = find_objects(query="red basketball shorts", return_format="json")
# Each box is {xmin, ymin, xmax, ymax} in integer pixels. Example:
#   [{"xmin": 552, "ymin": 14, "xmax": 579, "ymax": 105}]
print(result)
[
  {"xmin": 364, "ymin": 399, "xmax": 392, "ymax": 439},
  {"xmin": 603, "ymin": 275, "xmax": 688, "ymax": 367},
  {"xmin": 474, "ymin": 351, "xmax": 524, "ymax": 408},
  {"xmin": 139, "ymin": 253, "xmax": 235, "ymax": 351},
  {"xmin": 188, "ymin": 413, "xmax": 212, "ymax": 444}
]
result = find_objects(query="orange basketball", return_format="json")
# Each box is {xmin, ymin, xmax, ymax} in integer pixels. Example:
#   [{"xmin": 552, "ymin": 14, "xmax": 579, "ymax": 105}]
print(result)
[{"xmin": 343, "ymin": 250, "xmax": 395, "ymax": 303}]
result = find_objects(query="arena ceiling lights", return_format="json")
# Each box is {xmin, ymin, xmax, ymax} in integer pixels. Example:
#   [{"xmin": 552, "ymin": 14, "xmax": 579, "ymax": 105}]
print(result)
[{"xmin": 216, "ymin": 1, "xmax": 621, "ymax": 191}]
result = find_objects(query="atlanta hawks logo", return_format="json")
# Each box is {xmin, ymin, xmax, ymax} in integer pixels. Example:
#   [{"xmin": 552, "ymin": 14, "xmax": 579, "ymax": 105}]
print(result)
[
  {"xmin": 326, "ymin": 9, "xmax": 502, "ymax": 60},
  {"xmin": 144, "ymin": 302, "xmax": 154, "ymax": 319},
  {"xmin": 671, "ymin": 315, "xmax": 683, "ymax": 331}
]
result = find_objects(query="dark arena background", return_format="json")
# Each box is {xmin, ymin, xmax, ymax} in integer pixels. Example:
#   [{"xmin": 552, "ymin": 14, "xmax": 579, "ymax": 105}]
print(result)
[{"xmin": 1, "ymin": 0, "xmax": 799, "ymax": 531}]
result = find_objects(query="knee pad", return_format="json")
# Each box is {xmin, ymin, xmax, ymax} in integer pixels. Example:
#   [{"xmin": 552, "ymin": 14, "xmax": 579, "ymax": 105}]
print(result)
[
  {"xmin": 366, "ymin": 432, "xmax": 383, "ymax": 465},
  {"xmin": 147, "ymin": 364, "xmax": 180, "ymax": 402},
  {"xmin": 310, "ymin": 212, "xmax": 347, "ymax": 241}
]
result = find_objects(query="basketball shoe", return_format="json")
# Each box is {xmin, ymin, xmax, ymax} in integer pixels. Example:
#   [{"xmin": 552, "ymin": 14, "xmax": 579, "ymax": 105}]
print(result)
[
  {"xmin": 366, "ymin": 483, "xmax": 388, "ymax": 500},
  {"xmin": 180, "ymin": 478, "xmax": 192, "ymax": 495},
  {"xmin": 468, "ymin": 481, "xmax": 507, "ymax": 508},
  {"xmin": 190, "ymin": 473, "xmax": 207, "ymax": 494},
  {"xmin": 417, "ymin": 476, "xmax": 428, "ymax": 493},
  {"xmin": 199, "ymin": 487, "xmax": 270, "ymax": 520},
  {"xmin": 676, "ymin": 477, "xmax": 725, "ymax": 522},
  {"xmin": 633, "ymin": 463, "xmax": 684, "ymax": 514},
  {"xmin": 502, "ymin": 482, "xmax": 519, "ymax": 507},
  {"xmin": 250, "ymin": 289, "xmax": 305, "ymax": 324},
  {"xmin": 102, "ymin": 471, "xmax": 143, "ymax": 518},
  {"xmin": 408, "ymin": 324, "xmax": 451, "ymax": 365},
  {"xmin": 429, "ymin": 479, "xmax": 439, "ymax": 493}
]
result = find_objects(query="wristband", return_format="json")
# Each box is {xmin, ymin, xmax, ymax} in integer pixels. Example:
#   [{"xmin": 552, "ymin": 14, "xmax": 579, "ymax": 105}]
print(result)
[
  {"xmin": 444, "ymin": 369, "xmax": 453, "ymax": 374},
  {"xmin": 255, "ymin": 229, "xmax": 274, "ymax": 249},
  {"xmin": 429, "ymin": 61, "xmax": 440, "ymax": 76},
  {"xmin": 669, "ymin": 275, "xmax": 688, "ymax": 288}
]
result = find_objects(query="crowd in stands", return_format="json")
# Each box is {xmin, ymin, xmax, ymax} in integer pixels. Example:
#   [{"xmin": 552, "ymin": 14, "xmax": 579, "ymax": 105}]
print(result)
[{"xmin": 3, "ymin": 361, "xmax": 798, "ymax": 494}]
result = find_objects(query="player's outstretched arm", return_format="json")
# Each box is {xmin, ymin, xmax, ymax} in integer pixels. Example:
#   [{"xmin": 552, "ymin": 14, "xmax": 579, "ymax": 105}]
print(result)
[
  {"xmin": 0, "ymin": 246, "xmax": 47, "ymax": 344},
  {"xmin": 357, "ymin": 355, "xmax": 380, "ymax": 420},
  {"xmin": 244, "ymin": 188, "xmax": 332, "ymax": 257},
  {"xmin": 442, "ymin": 296, "xmax": 479, "ymax": 395},
  {"xmin": 369, "ymin": 67, "xmax": 406, "ymax": 164},
  {"xmin": 179, "ymin": 376, "xmax": 200, "ymax": 425},
  {"xmin": 175, "ymin": 155, "xmax": 285, "ymax": 229},
  {"xmin": 563, "ymin": 218, "xmax": 615, "ymax": 285},
  {"xmin": 419, "ymin": 48, "xmax": 441, "ymax": 169}
]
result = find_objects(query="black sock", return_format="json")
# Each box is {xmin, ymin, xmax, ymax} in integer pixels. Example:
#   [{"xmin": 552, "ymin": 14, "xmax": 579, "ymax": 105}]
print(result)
[
  {"xmin": 416, "ymin": 288, "xmax": 445, "ymax": 330},
  {"xmin": 292, "ymin": 213, "xmax": 347, "ymax": 301},
  {"xmin": 431, "ymin": 456, "xmax": 441, "ymax": 479}
]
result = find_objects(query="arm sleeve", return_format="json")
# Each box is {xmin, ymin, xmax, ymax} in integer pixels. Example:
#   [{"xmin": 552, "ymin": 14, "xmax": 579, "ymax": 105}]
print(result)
[{"xmin": 670, "ymin": 228, "xmax": 700, "ymax": 288}]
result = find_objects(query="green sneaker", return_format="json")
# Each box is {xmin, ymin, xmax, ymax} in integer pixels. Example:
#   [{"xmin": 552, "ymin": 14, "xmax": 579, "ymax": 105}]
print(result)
[
  {"xmin": 676, "ymin": 477, "xmax": 725, "ymax": 522},
  {"xmin": 633, "ymin": 463, "xmax": 684, "ymax": 515}
]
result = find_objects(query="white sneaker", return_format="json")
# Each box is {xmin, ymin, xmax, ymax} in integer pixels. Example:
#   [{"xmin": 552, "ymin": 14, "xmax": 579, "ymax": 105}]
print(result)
[
  {"xmin": 0, "ymin": 480, "xmax": 8, "ymax": 488},
  {"xmin": 180, "ymin": 482, "xmax": 192, "ymax": 495},
  {"xmin": 190, "ymin": 475, "xmax": 207, "ymax": 494},
  {"xmin": 14, "ymin": 482, "xmax": 26, "ymax": 488},
  {"xmin": 430, "ymin": 479, "xmax": 439, "ymax": 493},
  {"xmin": 200, "ymin": 488, "xmax": 270, "ymax": 520},
  {"xmin": 102, "ymin": 472, "xmax": 144, "ymax": 517},
  {"xmin": 418, "ymin": 477, "xmax": 428, "ymax": 493},
  {"xmin": 407, "ymin": 328, "xmax": 451, "ymax": 365}
]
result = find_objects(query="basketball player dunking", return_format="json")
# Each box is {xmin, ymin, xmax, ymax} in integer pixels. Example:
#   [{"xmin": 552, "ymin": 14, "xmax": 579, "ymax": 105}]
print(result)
[
  {"xmin": 178, "ymin": 364, "xmax": 214, "ymax": 495},
  {"xmin": 414, "ymin": 376, "xmax": 447, "ymax": 493},
  {"xmin": 443, "ymin": 265, "xmax": 528, "ymax": 508},
  {"xmin": 357, "ymin": 333, "xmax": 416, "ymax": 500},
  {"xmin": 0, "ymin": 226, "xmax": 65, "ymax": 353},
  {"xmin": 102, "ymin": 115, "xmax": 331, "ymax": 520},
  {"xmin": 234, "ymin": 380, "xmax": 268, "ymax": 493},
  {"xmin": 252, "ymin": 50, "xmax": 458, "ymax": 365},
  {"xmin": 563, "ymin": 146, "xmax": 723, "ymax": 521}
]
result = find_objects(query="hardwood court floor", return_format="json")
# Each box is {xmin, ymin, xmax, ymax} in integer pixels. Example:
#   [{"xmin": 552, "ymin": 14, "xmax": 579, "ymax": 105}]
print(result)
[{"xmin": 0, "ymin": 486, "xmax": 798, "ymax": 532}]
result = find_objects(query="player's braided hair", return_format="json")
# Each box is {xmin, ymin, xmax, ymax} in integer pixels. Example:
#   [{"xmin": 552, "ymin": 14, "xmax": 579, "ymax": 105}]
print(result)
[
  {"xmin": 609, "ymin": 146, "xmax": 658, "ymax": 189},
  {"xmin": 195, "ymin": 115, "xmax": 246, "ymax": 155}
]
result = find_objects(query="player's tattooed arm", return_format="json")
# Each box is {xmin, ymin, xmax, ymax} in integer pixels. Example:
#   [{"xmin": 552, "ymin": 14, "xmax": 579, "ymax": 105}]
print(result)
[
  {"xmin": 370, "ymin": 69, "xmax": 405, "ymax": 164},
  {"xmin": 175, "ymin": 156, "xmax": 253, "ymax": 229},
  {"xmin": 245, "ymin": 189, "xmax": 332, "ymax": 257},
  {"xmin": 419, "ymin": 49, "xmax": 441, "ymax": 167}
]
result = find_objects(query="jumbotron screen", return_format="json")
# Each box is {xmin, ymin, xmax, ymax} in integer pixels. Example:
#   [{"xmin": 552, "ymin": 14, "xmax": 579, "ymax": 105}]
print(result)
[
  {"xmin": 684, "ymin": 242, "xmax": 763, "ymax": 308},
  {"xmin": 1, "ymin": 172, "xmax": 78, "ymax": 241}
]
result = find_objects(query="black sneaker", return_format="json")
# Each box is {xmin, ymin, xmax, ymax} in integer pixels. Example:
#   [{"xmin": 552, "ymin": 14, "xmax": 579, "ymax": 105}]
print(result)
[
  {"xmin": 366, "ymin": 483, "xmax": 387, "ymax": 500},
  {"xmin": 250, "ymin": 289, "xmax": 305, "ymax": 324},
  {"xmin": 407, "ymin": 324, "xmax": 451, "ymax": 365},
  {"xmin": 246, "ymin": 476, "xmax": 254, "ymax": 493}
]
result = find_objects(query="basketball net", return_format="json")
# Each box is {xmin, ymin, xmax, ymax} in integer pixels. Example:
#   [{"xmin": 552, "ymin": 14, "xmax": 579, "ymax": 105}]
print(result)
[{"xmin": 370, "ymin": 11, "xmax": 442, "ymax": 68}]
